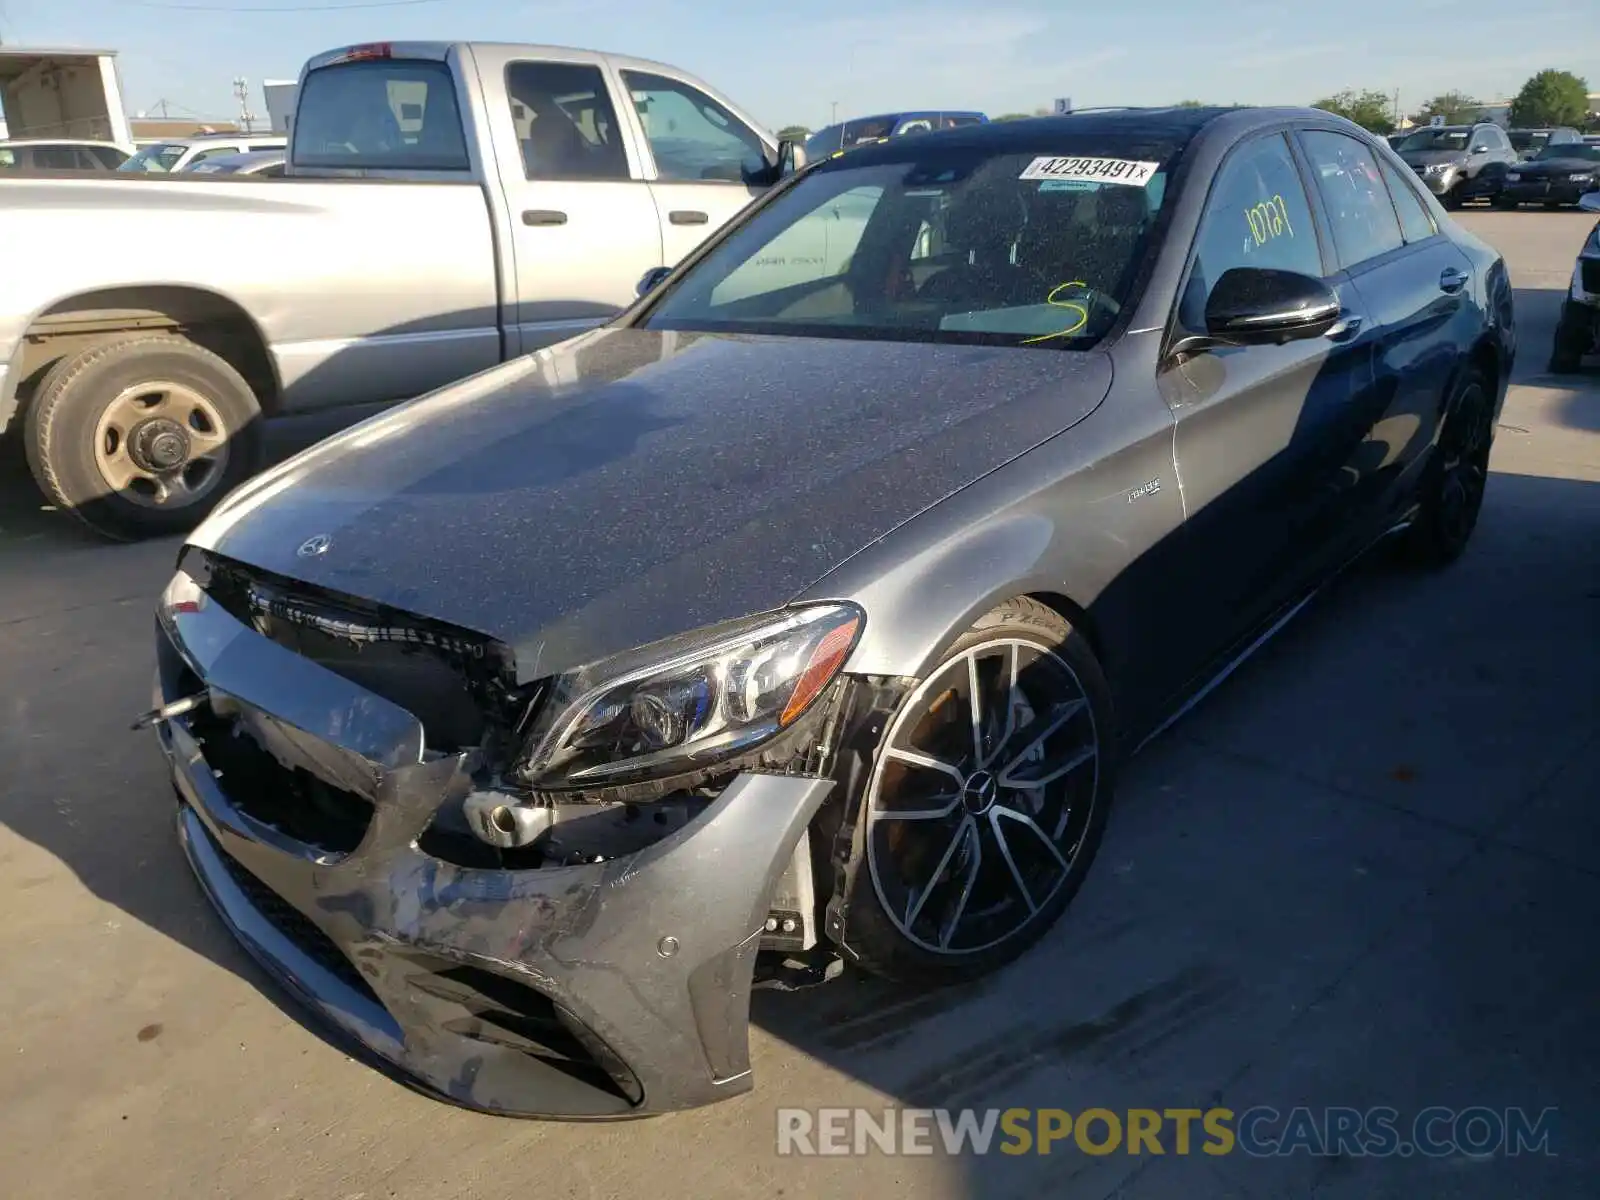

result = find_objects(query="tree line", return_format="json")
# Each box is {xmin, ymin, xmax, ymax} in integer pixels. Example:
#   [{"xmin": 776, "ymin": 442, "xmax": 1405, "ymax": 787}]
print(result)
[{"xmin": 775, "ymin": 69, "xmax": 1593, "ymax": 140}]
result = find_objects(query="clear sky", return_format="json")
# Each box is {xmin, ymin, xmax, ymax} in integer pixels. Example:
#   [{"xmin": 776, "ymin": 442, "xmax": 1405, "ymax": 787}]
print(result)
[{"xmin": 1, "ymin": 0, "xmax": 1595, "ymax": 131}]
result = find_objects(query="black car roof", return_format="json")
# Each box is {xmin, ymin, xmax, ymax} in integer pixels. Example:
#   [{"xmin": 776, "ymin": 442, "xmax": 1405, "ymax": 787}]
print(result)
[{"xmin": 812, "ymin": 105, "xmax": 1333, "ymax": 167}]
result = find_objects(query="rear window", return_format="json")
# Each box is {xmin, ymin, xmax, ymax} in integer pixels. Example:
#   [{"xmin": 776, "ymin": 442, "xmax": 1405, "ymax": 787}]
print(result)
[{"xmin": 292, "ymin": 59, "xmax": 469, "ymax": 171}]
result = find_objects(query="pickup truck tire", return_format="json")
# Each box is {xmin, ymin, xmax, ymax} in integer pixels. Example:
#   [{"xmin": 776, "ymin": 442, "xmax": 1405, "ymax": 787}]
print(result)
[{"xmin": 23, "ymin": 335, "xmax": 262, "ymax": 541}]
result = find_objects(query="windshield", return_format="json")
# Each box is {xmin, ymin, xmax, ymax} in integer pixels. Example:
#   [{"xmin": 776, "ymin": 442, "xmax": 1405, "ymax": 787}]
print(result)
[
  {"xmin": 1533, "ymin": 143, "xmax": 1600, "ymax": 163},
  {"xmin": 1399, "ymin": 129, "xmax": 1469, "ymax": 152},
  {"xmin": 642, "ymin": 137, "xmax": 1179, "ymax": 350},
  {"xmin": 118, "ymin": 143, "xmax": 188, "ymax": 172}
]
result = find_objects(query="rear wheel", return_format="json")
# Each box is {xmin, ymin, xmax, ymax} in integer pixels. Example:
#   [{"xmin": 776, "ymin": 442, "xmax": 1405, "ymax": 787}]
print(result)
[
  {"xmin": 1403, "ymin": 367, "xmax": 1493, "ymax": 567},
  {"xmin": 22, "ymin": 335, "xmax": 262, "ymax": 541},
  {"xmin": 838, "ymin": 598, "xmax": 1115, "ymax": 985}
]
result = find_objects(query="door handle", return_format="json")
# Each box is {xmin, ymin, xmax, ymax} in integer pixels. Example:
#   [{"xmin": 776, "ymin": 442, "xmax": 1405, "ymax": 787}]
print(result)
[
  {"xmin": 1439, "ymin": 267, "xmax": 1469, "ymax": 293},
  {"xmin": 522, "ymin": 209, "xmax": 568, "ymax": 226},
  {"xmin": 1324, "ymin": 314, "xmax": 1364, "ymax": 342},
  {"xmin": 669, "ymin": 210, "xmax": 709, "ymax": 225}
]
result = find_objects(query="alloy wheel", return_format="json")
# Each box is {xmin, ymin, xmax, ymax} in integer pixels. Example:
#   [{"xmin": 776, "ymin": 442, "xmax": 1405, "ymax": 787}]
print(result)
[
  {"xmin": 1435, "ymin": 378, "xmax": 1491, "ymax": 549},
  {"xmin": 864, "ymin": 637, "xmax": 1101, "ymax": 956}
]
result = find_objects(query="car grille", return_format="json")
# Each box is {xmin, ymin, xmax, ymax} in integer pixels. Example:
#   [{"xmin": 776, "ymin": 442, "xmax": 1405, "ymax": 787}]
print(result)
[
  {"xmin": 195, "ymin": 551, "xmax": 522, "ymax": 753},
  {"xmin": 1582, "ymin": 259, "xmax": 1600, "ymax": 295},
  {"xmin": 211, "ymin": 839, "xmax": 380, "ymax": 1003}
]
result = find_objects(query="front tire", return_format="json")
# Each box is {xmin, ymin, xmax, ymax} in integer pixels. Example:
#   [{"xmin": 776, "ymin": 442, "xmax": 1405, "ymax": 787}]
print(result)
[
  {"xmin": 838, "ymin": 598, "xmax": 1115, "ymax": 985},
  {"xmin": 1403, "ymin": 366, "xmax": 1494, "ymax": 567},
  {"xmin": 1549, "ymin": 302, "xmax": 1591, "ymax": 374},
  {"xmin": 22, "ymin": 335, "xmax": 263, "ymax": 541}
]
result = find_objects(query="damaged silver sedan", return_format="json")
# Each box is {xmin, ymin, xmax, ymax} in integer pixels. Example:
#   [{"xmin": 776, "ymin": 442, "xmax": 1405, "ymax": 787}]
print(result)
[{"xmin": 148, "ymin": 107, "xmax": 1509, "ymax": 1116}]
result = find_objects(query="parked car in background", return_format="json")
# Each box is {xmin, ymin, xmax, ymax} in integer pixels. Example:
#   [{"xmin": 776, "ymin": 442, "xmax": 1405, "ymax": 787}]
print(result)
[
  {"xmin": 1498, "ymin": 141, "xmax": 1600, "ymax": 209},
  {"xmin": 0, "ymin": 41, "xmax": 799, "ymax": 540},
  {"xmin": 1507, "ymin": 126, "xmax": 1584, "ymax": 160},
  {"xmin": 1394, "ymin": 121, "xmax": 1517, "ymax": 207},
  {"xmin": 1550, "ymin": 192, "xmax": 1600, "ymax": 371},
  {"xmin": 183, "ymin": 149, "xmax": 287, "ymax": 177},
  {"xmin": 804, "ymin": 111, "xmax": 986, "ymax": 159},
  {"xmin": 0, "ymin": 138, "xmax": 132, "ymax": 170},
  {"xmin": 117, "ymin": 133, "xmax": 287, "ymax": 173},
  {"xmin": 148, "ymin": 104, "xmax": 1512, "ymax": 1120},
  {"xmin": 1385, "ymin": 132, "xmax": 1409, "ymax": 151}
]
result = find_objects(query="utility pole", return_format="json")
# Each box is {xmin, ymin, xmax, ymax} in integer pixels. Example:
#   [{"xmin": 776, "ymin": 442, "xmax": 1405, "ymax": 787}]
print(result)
[
  {"xmin": 830, "ymin": 100, "xmax": 838, "ymax": 125},
  {"xmin": 233, "ymin": 76, "xmax": 255, "ymax": 133}
]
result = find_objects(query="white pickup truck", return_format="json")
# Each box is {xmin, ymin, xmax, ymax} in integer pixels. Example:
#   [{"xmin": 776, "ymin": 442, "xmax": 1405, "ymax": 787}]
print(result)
[{"xmin": 0, "ymin": 41, "xmax": 803, "ymax": 538}]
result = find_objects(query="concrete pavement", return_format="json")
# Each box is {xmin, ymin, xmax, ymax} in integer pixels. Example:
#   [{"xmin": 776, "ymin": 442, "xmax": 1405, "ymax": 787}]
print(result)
[{"xmin": 1, "ymin": 210, "xmax": 1596, "ymax": 1200}]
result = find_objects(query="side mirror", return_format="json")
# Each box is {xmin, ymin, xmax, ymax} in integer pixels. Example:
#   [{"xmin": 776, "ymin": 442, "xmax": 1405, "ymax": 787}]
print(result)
[
  {"xmin": 1578, "ymin": 192, "xmax": 1600, "ymax": 213},
  {"xmin": 1205, "ymin": 267, "xmax": 1342, "ymax": 344},
  {"xmin": 1471, "ymin": 144, "xmax": 1490, "ymax": 154},
  {"xmin": 636, "ymin": 265, "xmax": 673, "ymax": 297},
  {"xmin": 778, "ymin": 138, "xmax": 807, "ymax": 177}
]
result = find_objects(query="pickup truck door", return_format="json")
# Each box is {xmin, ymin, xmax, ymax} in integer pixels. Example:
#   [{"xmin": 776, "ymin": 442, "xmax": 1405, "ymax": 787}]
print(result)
[
  {"xmin": 615, "ymin": 67, "xmax": 772, "ymax": 268},
  {"xmin": 473, "ymin": 47, "xmax": 665, "ymax": 355}
]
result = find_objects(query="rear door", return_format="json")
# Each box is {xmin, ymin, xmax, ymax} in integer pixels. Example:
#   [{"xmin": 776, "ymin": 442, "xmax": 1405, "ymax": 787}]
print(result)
[
  {"xmin": 1296, "ymin": 128, "xmax": 1464, "ymax": 536},
  {"xmin": 617, "ymin": 66, "xmax": 774, "ymax": 268},
  {"xmin": 473, "ymin": 48, "xmax": 664, "ymax": 354},
  {"xmin": 1158, "ymin": 130, "xmax": 1380, "ymax": 683}
]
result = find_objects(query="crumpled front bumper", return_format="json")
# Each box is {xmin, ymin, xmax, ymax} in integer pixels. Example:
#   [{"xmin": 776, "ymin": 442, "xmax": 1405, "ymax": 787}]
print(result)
[{"xmin": 154, "ymin": 577, "xmax": 832, "ymax": 1117}]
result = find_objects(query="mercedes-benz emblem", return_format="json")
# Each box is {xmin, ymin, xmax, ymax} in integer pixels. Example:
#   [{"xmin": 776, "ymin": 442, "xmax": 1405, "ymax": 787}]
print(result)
[{"xmin": 296, "ymin": 533, "xmax": 333, "ymax": 558}]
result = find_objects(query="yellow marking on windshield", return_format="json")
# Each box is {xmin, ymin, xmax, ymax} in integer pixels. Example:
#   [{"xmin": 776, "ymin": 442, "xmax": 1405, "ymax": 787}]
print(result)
[{"xmin": 1021, "ymin": 280, "xmax": 1091, "ymax": 344}]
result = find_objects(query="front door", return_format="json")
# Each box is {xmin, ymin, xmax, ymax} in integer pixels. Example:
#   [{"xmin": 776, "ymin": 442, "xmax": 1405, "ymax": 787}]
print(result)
[
  {"xmin": 482, "ymin": 53, "xmax": 664, "ymax": 354},
  {"xmin": 1157, "ymin": 130, "xmax": 1381, "ymax": 696},
  {"xmin": 618, "ymin": 69, "xmax": 770, "ymax": 268},
  {"xmin": 1297, "ymin": 130, "xmax": 1475, "ymax": 530}
]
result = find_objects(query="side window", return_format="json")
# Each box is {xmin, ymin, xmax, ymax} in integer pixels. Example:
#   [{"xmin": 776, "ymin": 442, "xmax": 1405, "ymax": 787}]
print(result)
[
  {"xmin": 0, "ymin": 149, "xmax": 15, "ymax": 168},
  {"xmin": 893, "ymin": 117, "xmax": 935, "ymax": 137},
  {"xmin": 1299, "ymin": 130, "xmax": 1405, "ymax": 271},
  {"xmin": 505, "ymin": 61, "xmax": 630, "ymax": 182},
  {"xmin": 622, "ymin": 71, "xmax": 768, "ymax": 183},
  {"xmin": 189, "ymin": 146, "xmax": 239, "ymax": 166},
  {"xmin": 941, "ymin": 115, "xmax": 983, "ymax": 130},
  {"xmin": 1179, "ymin": 132, "xmax": 1321, "ymax": 330},
  {"xmin": 1377, "ymin": 157, "xmax": 1436, "ymax": 243},
  {"xmin": 34, "ymin": 147, "xmax": 79, "ymax": 169}
]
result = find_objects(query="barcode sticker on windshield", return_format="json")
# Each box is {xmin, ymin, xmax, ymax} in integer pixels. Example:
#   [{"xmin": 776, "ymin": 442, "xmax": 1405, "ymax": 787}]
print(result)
[{"xmin": 1019, "ymin": 156, "xmax": 1160, "ymax": 186}]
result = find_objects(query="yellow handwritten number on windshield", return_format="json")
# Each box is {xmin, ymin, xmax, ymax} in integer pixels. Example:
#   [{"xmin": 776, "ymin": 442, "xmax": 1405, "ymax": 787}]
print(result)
[
  {"xmin": 1021, "ymin": 280, "xmax": 1091, "ymax": 345},
  {"xmin": 1245, "ymin": 195, "xmax": 1294, "ymax": 247}
]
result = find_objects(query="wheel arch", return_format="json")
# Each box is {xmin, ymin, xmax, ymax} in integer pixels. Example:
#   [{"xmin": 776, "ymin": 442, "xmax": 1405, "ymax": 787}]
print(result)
[
  {"xmin": 827, "ymin": 511, "xmax": 1116, "ymax": 685},
  {"xmin": 1, "ymin": 284, "xmax": 280, "ymax": 436}
]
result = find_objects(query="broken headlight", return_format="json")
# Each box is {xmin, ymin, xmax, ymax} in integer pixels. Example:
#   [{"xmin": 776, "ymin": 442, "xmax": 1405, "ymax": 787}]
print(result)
[{"xmin": 519, "ymin": 604, "xmax": 862, "ymax": 790}]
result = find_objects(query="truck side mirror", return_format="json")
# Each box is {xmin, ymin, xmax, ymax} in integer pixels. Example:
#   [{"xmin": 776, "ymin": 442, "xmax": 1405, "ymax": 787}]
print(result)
[
  {"xmin": 778, "ymin": 139, "xmax": 807, "ymax": 177},
  {"xmin": 637, "ymin": 266, "xmax": 673, "ymax": 297}
]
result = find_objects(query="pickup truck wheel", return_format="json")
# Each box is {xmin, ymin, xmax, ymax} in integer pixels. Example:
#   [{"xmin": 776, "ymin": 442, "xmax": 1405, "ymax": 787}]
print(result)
[
  {"xmin": 23, "ymin": 335, "xmax": 262, "ymax": 541},
  {"xmin": 838, "ymin": 598, "xmax": 1115, "ymax": 985}
]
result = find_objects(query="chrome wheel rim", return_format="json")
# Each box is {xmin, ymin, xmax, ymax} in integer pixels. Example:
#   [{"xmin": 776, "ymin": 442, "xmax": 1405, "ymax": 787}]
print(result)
[
  {"xmin": 1437, "ymin": 380, "xmax": 1491, "ymax": 546},
  {"xmin": 92, "ymin": 381, "xmax": 230, "ymax": 510},
  {"xmin": 864, "ymin": 636, "xmax": 1101, "ymax": 956}
]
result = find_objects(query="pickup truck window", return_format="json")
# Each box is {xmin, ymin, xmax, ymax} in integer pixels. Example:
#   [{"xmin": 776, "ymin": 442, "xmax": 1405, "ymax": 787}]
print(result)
[
  {"xmin": 293, "ymin": 59, "xmax": 470, "ymax": 171},
  {"xmin": 505, "ymin": 61, "xmax": 630, "ymax": 181},
  {"xmin": 622, "ymin": 71, "xmax": 767, "ymax": 184}
]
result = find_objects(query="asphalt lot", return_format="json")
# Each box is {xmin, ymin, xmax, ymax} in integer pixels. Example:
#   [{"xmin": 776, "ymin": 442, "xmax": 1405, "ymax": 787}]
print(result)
[{"xmin": 2, "ymin": 210, "xmax": 1597, "ymax": 1200}]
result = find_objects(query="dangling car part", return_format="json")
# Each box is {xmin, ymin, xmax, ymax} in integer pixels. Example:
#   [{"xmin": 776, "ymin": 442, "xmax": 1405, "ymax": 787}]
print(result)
[{"xmin": 150, "ymin": 105, "xmax": 1513, "ymax": 1117}]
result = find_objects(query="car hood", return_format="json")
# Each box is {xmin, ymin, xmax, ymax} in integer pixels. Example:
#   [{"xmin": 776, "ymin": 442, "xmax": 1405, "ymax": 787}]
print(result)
[
  {"xmin": 1513, "ymin": 157, "xmax": 1600, "ymax": 175},
  {"xmin": 189, "ymin": 326, "xmax": 1113, "ymax": 682},
  {"xmin": 1400, "ymin": 149, "xmax": 1467, "ymax": 168}
]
